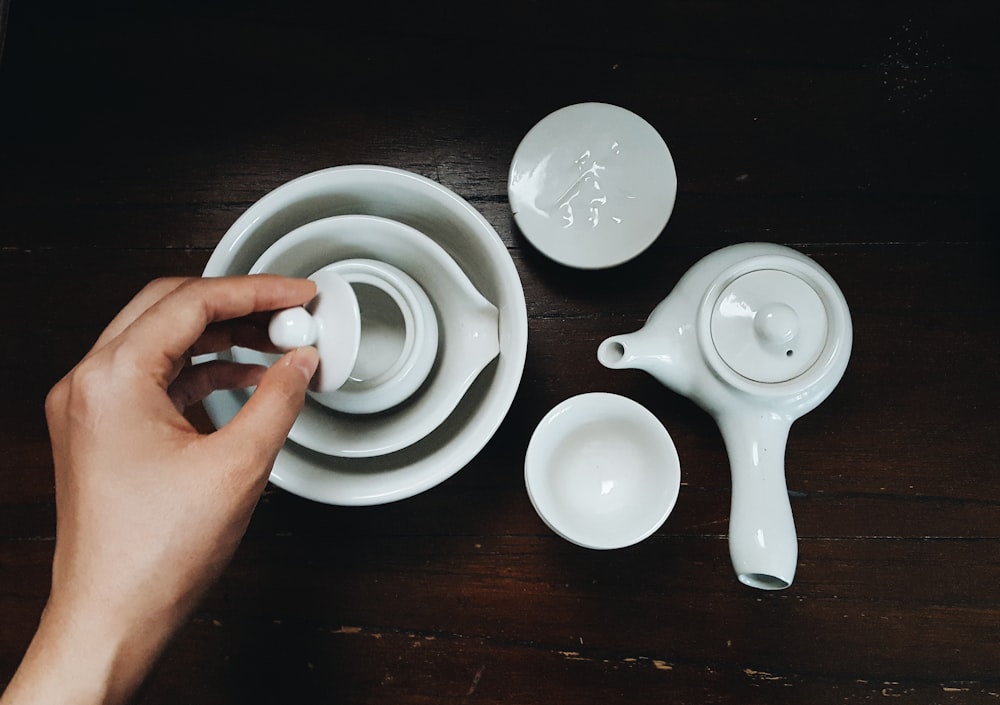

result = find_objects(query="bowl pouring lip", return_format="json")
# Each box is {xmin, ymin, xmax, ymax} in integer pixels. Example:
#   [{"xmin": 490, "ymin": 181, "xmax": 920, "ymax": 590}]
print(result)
[{"xmin": 201, "ymin": 165, "xmax": 528, "ymax": 505}]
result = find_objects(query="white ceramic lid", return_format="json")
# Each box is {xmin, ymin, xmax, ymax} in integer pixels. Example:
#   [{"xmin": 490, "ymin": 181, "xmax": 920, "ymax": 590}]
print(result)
[
  {"xmin": 508, "ymin": 102, "xmax": 677, "ymax": 269},
  {"xmin": 710, "ymin": 268, "xmax": 829, "ymax": 384},
  {"xmin": 268, "ymin": 269, "xmax": 361, "ymax": 392}
]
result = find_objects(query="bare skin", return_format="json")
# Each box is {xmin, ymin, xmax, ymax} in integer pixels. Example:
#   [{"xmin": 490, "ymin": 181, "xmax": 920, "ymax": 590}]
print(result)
[{"xmin": 2, "ymin": 275, "xmax": 319, "ymax": 705}]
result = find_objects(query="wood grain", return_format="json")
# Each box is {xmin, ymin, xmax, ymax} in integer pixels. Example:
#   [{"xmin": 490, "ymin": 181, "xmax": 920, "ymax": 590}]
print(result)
[{"xmin": 1, "ymin": 1, "xmax": 998, "ymax": 703}]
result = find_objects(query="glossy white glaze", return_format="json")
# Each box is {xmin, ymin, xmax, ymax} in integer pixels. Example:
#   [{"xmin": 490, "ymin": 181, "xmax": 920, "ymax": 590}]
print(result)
[
  {"xmin": 266, "ymin": 257, "xmax": 438, "ymax": 415},
  {"xmin": 525, "ymin": 392, "xmax": 680, "ymax": 550},
  {"xmin": 201, "ymin": 168, "xmax": 527, "ymax": 506},
  {"xmin": 268, "ymin": 269, "xmax": 361, "ymax": 393},
  {"xmin": 710, "ymin": 269, "xmax": 828, "ymax": 383},
  {"xmin": 508, "ymin": 102, "xmax": 677, "ymax": 269},
  {"xmin": 269, "ymin": 306, "xmax": 319, "ymax": 349},
  {"xmin": 598, "ymin": 243, "xmax": 853, "ymax": 589},
  {"xmin": 239, "ymin": 214, "xmax": 497, "ymax": 457},
  {"xmin": 323, "ymin": 260, "xmax": 435, "ymax": 413}
]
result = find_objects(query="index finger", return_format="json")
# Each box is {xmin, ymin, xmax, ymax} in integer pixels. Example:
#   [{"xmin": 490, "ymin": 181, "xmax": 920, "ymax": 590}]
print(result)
[
  {"xmin": 89, "ymin": 277, "xmax": 188, "ymax": 356},
  {"xmin": 113, "ymin": 275, "xmax": 317, "ymax": 384}
]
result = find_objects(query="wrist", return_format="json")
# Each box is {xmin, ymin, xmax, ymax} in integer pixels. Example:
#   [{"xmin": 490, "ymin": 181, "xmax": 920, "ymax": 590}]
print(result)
[{"xmin": 2, "ymin": 597, "xmax": 169, "ymax": 705}]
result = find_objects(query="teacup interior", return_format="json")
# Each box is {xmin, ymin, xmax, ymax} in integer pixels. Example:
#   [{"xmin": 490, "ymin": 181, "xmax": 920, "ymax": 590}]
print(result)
[
  {"xmin": 349, "ymin": 281, "xmax": 408, "ymax": 385},
  {"xmin": 544, "ymin": 419, "xmax": 675, "ymax": 548},
  {"xmin": 525, "ymin": 392, "xmax": 680, "ymax": 549}
]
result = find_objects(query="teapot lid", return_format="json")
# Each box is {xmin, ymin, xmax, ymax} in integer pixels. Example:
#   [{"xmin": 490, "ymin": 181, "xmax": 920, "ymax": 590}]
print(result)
[{"xmin": 709, "ymin": 268, "xmax": 828, "ymax": 384}]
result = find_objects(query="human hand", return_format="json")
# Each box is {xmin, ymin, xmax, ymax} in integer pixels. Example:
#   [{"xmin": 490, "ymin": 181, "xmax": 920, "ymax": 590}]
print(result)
[{"xmin": 2, "ymin": 275, "xmax": 319, "ymax": 705}]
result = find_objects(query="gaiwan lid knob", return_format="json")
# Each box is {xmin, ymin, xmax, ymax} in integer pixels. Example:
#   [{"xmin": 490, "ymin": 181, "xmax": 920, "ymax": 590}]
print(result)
[
  {"xmin": 268, "ymin": 270, "xmax": 361, "ymax": 392},
  {"xmin": 710, "ymin": 268, "xmax": 828, "ymax": 384}
]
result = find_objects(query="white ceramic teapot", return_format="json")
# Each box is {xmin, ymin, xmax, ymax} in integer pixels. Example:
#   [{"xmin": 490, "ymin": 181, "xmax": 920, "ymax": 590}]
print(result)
[{"xmin": 598, "ymin": 243, "xmax": 852, "ymax": 589}]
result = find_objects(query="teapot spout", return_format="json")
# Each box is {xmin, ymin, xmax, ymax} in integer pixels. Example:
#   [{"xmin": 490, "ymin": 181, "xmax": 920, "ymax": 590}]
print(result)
[{"xmin": 598, "ymin": 323, "xmax": 695, "ymax": 398}]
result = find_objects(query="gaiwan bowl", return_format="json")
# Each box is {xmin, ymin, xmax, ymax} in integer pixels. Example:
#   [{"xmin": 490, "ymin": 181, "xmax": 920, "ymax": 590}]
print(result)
[{"xmin": 201, "ymin": 165, "xmax": 528, "ymax": 505}]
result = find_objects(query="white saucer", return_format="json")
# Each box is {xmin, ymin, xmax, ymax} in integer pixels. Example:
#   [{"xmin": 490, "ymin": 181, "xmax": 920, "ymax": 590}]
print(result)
[
  {"xmin": 524, "ymin": 392, "xmax": 681, "ymax": 550},
  {"xmin": 508, "ymin": 102, "xmax": 677, "ymax": 269}
]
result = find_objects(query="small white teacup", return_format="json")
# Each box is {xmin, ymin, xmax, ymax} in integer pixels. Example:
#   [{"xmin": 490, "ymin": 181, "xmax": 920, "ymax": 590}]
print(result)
[
  {"xmin": 309, "ymin": 259, "xmax": 438, "ymax": 414},
  {"xmin": 525, "ymin": 392, "xmax": 681, "ymax": 550}
]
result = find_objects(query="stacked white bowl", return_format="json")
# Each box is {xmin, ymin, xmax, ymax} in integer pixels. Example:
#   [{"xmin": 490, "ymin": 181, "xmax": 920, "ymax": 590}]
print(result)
[{"xmin": 201, "ymin": 166, "xmax": 528, "ymax": 506}]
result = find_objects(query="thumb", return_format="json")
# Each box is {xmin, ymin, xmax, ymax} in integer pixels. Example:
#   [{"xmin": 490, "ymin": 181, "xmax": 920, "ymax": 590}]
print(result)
[{"xmin": 218, "ymin": 346, "xmax": 318, "ymax": 466}]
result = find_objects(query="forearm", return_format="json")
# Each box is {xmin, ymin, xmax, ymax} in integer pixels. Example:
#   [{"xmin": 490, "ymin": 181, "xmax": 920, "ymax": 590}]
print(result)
[{"xmin": 2, "ymin": 599, "xmax": 170, "ymax": 705}]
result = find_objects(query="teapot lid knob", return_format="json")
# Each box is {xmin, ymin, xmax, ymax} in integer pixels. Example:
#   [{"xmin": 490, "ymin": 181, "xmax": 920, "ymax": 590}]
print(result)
[
  {"xmin": 754, "ymin": 302, "xmax": 799, "ymax": 345},
  {"xmin": 710, "ymin": 269, "xmax": 828, "ymax": 384}
]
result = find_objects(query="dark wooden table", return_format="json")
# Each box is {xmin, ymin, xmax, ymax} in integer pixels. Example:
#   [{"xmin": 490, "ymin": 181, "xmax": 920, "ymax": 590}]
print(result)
[{"xmin": 2, "ymin": 1, "xmax": 998, "ymax": 703}]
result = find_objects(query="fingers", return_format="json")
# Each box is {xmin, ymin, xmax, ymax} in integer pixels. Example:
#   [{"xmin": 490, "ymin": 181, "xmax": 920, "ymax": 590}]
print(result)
[
  {"xmin": 117, "ymin": 276, "xmax": 317, "ymax": 385},
  {"xmin": 168, "ymin": 360, "xmax": 268, "ymax": 411},
  {"xmin": 214, "ymin": 347, "xmax": 319, "ymax": 475},
  {"xmin": 189, "ymin": 312, "xmax": 283, "ymax": 357},
  {"xmin": 89, "ymin": 278, "xmax": 188, "ymax": 356}
]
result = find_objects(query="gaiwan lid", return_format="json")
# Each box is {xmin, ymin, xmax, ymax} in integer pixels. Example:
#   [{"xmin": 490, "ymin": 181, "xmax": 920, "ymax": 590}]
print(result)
[
  {"xmin": 508, "ymin": 102, "xmax": 677, "ymax": 269},
  {"xmin": 268, "ymin": 270, "xmax": 362, "ymax": 392},
  {"xmin": 710, "ymin": 268, "xmax": 829, "ymax": 384}
]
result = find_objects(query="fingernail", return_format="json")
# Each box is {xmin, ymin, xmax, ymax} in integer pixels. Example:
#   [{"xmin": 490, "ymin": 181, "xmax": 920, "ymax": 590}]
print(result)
[{"xmin": 286, "ymin": 346, "xmax": 319, "ymax": 383}]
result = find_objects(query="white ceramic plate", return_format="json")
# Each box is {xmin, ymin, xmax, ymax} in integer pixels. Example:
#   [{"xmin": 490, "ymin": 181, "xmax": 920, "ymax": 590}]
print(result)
[
  {"xmin": 239, "ymin": 215, "xmax": 498, "ymax": 457},
  {"xmin": 525, "ymin": 392, "xmax": 681, "ymax": 549},
  {"xmin": 201, "ymin": 166, "xmax": 528, "ymax": 505},
  {"xmin": 508, "ymin": 102, "xmax": 677, "ymax": 269}
]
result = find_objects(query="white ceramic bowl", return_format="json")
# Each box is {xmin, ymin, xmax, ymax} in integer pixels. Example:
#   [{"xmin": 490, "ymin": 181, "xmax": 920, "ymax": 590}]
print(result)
[
  {"xmin": 239, "ymin": 214, "xmax": 499, "ymax": 456},
  {"xmin": 201, "ymin": 166, "xmax": 528, "ymax": 505},
  {"xmin": 525, "ymin": 392, "xmax": 681, "ymax": 549}
]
